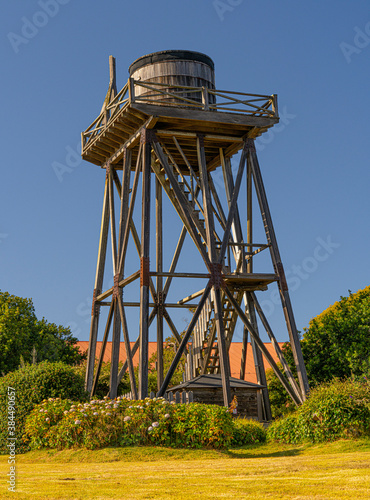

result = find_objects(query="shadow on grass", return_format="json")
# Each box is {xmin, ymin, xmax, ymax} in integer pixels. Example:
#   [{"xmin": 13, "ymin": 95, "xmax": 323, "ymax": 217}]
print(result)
[{"xmin": 223, "ymin": 443, "xmax": 304, "ymax": 459}]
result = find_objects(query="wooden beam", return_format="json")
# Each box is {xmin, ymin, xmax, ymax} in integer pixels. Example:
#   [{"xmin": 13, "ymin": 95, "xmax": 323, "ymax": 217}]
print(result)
[
  {"xmin": 156, "ymin": 177, "xmax": 164, "ymax": 391},
  {"xmin": 157, "ymin": 285, "xmax": 212, "ymax": 397},
  {"xmin": 85, "ymin": 177, "xmax": 110, "ymax": 393},
  {"xmin": 224, "ymin": 287, "xmax": 302, "ymax": 407},
  {"xmin": 138, "ymin": 131, "xmax": 151, "ymax": 399},
  {"xmin": 91, "ymin": 302, "xmax": 114, "ymax": 397},
  {"xmin": 248, "ymin": 142, "xmax": 309, "ymax": 399}
]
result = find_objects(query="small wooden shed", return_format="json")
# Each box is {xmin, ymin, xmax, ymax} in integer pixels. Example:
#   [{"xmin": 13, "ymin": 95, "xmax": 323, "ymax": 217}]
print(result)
[{"xmin": 167, "ymin": 374, "xmax": 264, "ymax": 420}]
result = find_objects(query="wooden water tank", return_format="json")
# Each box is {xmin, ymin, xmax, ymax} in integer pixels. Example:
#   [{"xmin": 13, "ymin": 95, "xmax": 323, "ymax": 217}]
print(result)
[{"xmin": 129, "ymin": 50, "xmax": 216, "ymax": 106}]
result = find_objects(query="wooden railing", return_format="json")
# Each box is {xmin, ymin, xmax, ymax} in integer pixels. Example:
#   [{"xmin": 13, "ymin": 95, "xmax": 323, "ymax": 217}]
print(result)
[
  {"xmin": 82, "ymin": 78, "xmax": 278, "ymax": 152},
  {"xmin": 122, "ymin": 390, "xmax": 194, "ymax": 404}
]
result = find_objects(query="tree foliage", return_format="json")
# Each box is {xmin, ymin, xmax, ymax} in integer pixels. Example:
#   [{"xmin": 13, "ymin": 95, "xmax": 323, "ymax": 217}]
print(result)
[
  {"xmin": 0, "ymin": 291, "xmax": 86, "ymax": 375},
  {"xmin": 300, "ymin": 286, "xmax": 370, "ymax": 385}
]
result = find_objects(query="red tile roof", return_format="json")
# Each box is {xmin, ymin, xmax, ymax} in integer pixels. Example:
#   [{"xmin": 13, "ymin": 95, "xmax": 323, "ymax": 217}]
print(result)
[{"xmin": 77, "ymin": 341, "xmax": 284, "ymax": 384}]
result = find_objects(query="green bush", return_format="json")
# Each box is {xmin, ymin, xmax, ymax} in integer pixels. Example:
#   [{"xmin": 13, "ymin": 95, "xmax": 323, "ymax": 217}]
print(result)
[
  {"xmin": 0, "ymin": 361, "xmax": 88, "ymax": 454},
  {"xmin": 231, "ymin": 418, "xmax": 266, "ymax": 446},
  {"xmin": 267, "ymin": 378, "xmax": 370, "ymax": 444},
  {"xmin": 24, "ymin": 397, "xmax": 235, "ymax": 450}
]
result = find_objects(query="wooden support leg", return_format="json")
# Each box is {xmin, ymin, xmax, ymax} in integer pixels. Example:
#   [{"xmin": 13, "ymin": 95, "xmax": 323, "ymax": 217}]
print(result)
[
  {"xmin": 138, "ymin": 130, "xmax": 152, "ymax": 399},
  {"xmin": 85, "ymin": 176, "xmax": 110, "ymax": 394},
  {"xmin": 247, "ymin": 140, "xmax": 309, "ymax": 399},
  {"xmin": 240, "ymin": 325, "xmax": 248, "ymax": 380},
  {"xmin": 224, "ymin": 286, "xmax": 301, "ymax": 406},
  {"xmin": 109, "ymin": 298, "xmax": 121, "ymax": 399},
  {"xmin": 156, "ymin": 177, "xmax": 164, "ymax": 391}
]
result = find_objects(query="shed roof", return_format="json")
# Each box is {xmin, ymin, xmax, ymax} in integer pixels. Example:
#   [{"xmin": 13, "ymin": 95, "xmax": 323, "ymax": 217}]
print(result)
[{"xmin": 168, "ymin": 373, "xmax": 264, "ymax": 391}]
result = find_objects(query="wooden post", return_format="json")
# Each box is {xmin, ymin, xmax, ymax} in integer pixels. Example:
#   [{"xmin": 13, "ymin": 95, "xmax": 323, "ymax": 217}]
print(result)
[
  {"xmin": 85, "ymin": 176, "xmax": 110, "ymax": 394},
  {"xmin": 248, "ymin": 140, "xmax": 310, "ymax": 399},
  {"xmin": 139, "ymin": 129, "xmax": 152, "ymax": 399},
  {"xmin": 156, "ymin": 177, "xmax": 164, "ymax": 391}
]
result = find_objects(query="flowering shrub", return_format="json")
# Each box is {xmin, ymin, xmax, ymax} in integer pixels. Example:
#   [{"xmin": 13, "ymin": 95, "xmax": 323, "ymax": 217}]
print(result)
[
  {"xmin": 24, "ymin": 397, "xmax": 241, "ymax": 450},
  {"xmin": 267, "ymin": 378, "xmax": 370, "ymax": 444}
]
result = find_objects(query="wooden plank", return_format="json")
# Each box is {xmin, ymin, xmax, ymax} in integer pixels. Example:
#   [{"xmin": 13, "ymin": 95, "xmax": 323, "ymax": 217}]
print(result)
[{"xmin": 131, "ymin": 103, "xmax": 278, "ymax": 129}]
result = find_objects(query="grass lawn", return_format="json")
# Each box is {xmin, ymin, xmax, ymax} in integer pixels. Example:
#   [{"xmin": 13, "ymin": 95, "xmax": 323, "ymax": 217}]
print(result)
[{"xmin": 1, "ymin": 439, "xmax": 370, "ymax": 499}]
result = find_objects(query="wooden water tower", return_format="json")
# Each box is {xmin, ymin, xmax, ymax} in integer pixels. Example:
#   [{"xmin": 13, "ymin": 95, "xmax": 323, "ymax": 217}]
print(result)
[{"xmin": 82, "ymin": 50, "xmax": 309, "ymax": 418}]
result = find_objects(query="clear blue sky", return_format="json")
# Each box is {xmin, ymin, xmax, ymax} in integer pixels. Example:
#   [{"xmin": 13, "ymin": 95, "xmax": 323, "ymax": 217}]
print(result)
[{"xmin": 1, "ymin": 1, "xmax": 369, "ymax": 344}]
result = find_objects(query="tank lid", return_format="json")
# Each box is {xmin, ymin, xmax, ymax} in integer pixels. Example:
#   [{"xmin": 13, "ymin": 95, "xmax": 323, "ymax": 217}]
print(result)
[{"xmin": 129, "ymin": 50, "xmax": 215, "ymax": 75}]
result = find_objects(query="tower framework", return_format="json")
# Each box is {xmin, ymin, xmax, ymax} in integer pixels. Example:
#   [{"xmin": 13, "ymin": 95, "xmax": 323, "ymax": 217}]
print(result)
[{"xmin": 82, "ymin": 51, "xmax": 309, "ymax": 418}]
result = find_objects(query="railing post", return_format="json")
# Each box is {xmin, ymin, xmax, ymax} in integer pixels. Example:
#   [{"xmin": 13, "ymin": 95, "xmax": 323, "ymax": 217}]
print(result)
[
  {"xmin": 201, "ymin": 87, "xmax": 209, "ymax": 111},
  {"xmin": 272, "ymin": 94, "xmax": 278, "ymax": 118},
  {"xmin": 129, "ymin": 78, "xmax": 135, "ymax": 104}
]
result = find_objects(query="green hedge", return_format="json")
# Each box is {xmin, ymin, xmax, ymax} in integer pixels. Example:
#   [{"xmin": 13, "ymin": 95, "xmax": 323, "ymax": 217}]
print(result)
[
  {"xmin": 267, "ymin": 378, "xmax": 370, "ymax": 444},
  {"xmin": 0, "ymin": 361, "xmax": 88, "ymax": 454},
  {"xmin": 231, "ymin": 418, "xmax": 266, "ymax": 446}
]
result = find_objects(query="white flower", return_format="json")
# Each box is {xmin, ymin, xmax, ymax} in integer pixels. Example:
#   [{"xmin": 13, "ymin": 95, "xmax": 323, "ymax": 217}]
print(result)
[
  {"xmin": 148, "ymin": 426, "xmax": 153, "ymax": 432},
  {"xmin": 128, "ymin": 406, "xmax": 133, "ymax": 409},
  {"xmin": 93, "ymin": 412, "xmax": 98, "ymax": 416},
  {"xmin": 124, "ymin": 416, "xmax": 131, "ymax": 422},
  {"xmin": 164, "ymin": 414, "xmax": 170, "ymax": 419},
  {"xmin": 106, "ymin": 412, "xmax": 111, "ymax": 416},
  {"xmin": 45, "ymin": 417, "xmax": 50, "ymax": 422},
  {"xmin": 64, "ymin": 410, "xmax": 68, "ymax": 415},
  {"xmin": 152, "ymin": 422, "xmax": 159, "ymax": 428},
  {"xmin": 74, "ymin": 420, "xmax": 81, "ymax": 425},
  {"xmin": 39, "ymin": 409, "xmax": 44, "ymax": 413}
]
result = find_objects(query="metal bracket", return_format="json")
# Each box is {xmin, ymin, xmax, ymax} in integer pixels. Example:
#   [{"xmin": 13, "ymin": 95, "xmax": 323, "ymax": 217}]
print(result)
[
  {"xmin": 209, "ymin": 262, "xmax": 224, "ymax": 289},
  {"xmin": 140, "ymin": 128, "xmax": 157, "ymax": 144},
  {"xmin": 276, "ymin": 262, "xmax": 288, "ymax": 292},
  {"xmin": 91, "ymin": 288, "xmax": 101, "ymax": 316},
  {"xmin": 140, "ymin": 257, "xmax": 150, "ymax": 287},
  {"xmin": 112, "ymin": 273, "xmax": 121, "ymax": 299}
]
